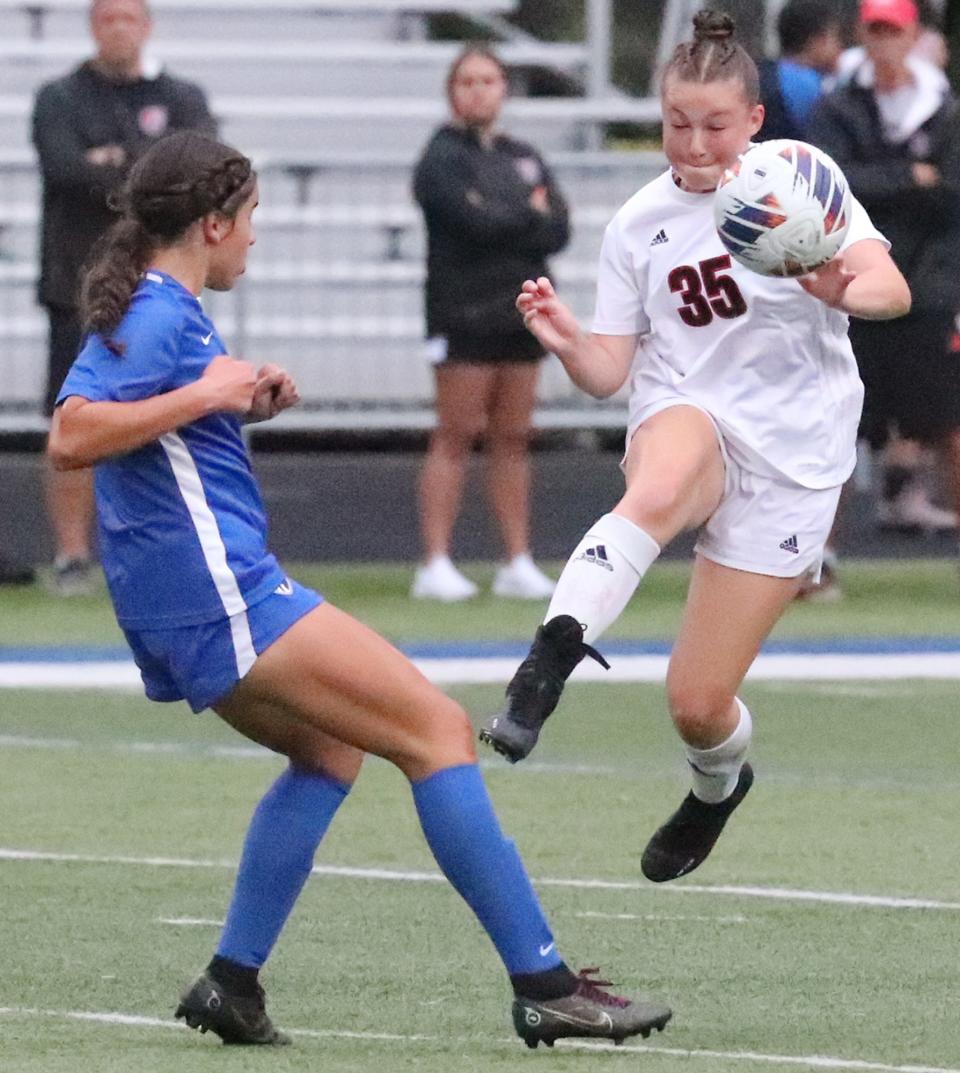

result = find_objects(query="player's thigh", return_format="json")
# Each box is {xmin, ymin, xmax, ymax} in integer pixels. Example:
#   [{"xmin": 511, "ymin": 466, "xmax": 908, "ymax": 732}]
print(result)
[
  {"xmin": 619, "ymin": 405, "xmax": 726, "ymax": 537},
  {"xmin": 214, "ymin": 692, "xmax": 365, "ymax": 786},
  {"xmin": 667, "ymin": 555, "xmax": 799, "ymax": 714},
  {"xmin": 224, "ymin": 602, "xmax": 475, "ymax": 778}
]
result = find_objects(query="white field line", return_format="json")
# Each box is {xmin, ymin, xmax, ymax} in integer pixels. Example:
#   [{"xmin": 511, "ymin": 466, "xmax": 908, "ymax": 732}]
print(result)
[
  {"xmin": 0, "ymin": 1006, "xmax": 955, "ymax": 1073},
  {"xmin": 155, "ymin": 912, "xmax": 747, "ymax": 928},
  {"xmin": 4, "ymin": 652, "xmax": 960, "ymax": 689},
  {"xmin": 2, "ymin": 847, "xmax": 958, "ymax": 912},
  {"xmin": 156, "ymin": 917, "xmax": 223, "ymax": 927},
  {"xmin": 0, "ymin": 735, "xmax": 948, "ymax": 795},
  {"xmin": 0, "ymin": 733, "xmax": 623, "ymax": 776},
  {"xmin": 575, "ymin": 910, "xmax": 749, "ymax": 924}
]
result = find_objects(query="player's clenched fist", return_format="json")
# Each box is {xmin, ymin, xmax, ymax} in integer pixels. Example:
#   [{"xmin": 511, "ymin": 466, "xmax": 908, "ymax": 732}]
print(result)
[
  {"xmin": 249, "ymin": 363, "xmax": 300, "ymax": 423},
  {"xmin": 200, "ymin": 355, "xmax": 257, "ymax": 414}
]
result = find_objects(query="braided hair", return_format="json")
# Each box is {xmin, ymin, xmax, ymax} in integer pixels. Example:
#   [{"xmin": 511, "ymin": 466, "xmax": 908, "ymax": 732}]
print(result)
[
  {"xmin": 80, "ymin": 130, "xmax": 255, "ymax": 355},
  {"xmin": 662, "ymin": 9, "xmax": 760, "ymax": 105}
]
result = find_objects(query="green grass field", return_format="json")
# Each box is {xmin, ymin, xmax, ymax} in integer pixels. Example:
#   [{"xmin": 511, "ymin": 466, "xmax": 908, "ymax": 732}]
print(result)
[
  {"xmin": 5, "ymin": 556, "xmax": 960, "ymax": 645},
  {"xmin": 1, "ymin": 560, "xmax": 959, "ymax": 1072}
]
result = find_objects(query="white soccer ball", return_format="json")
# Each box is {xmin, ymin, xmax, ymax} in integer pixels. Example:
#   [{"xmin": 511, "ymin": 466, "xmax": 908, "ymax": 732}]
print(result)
[{"xmin": 714, "ymin": 139, "xmax": 851, "ymax": 278}]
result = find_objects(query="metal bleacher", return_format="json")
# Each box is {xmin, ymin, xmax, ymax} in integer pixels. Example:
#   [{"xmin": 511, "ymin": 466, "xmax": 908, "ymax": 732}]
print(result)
[{"xmin": 0, "ymin": 0, "xmax": 666, "ymax": 431}]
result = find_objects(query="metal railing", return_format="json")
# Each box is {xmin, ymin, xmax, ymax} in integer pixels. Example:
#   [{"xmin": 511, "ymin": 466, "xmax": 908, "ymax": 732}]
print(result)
[{"xmin": 0, "ymin": 151, "xmax": 666, "ymax": 431}]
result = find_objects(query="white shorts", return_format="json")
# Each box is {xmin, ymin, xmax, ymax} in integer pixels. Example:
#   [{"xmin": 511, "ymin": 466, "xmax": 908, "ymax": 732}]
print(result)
[{"xmin": 626, "ymin": 399, "xmax": 842, "ymax": 580}]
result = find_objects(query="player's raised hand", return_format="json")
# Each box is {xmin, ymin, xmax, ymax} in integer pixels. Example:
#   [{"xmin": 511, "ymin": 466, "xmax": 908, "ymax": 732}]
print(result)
[
  {"xmin": 796, "ymin": 256, "xmax": 856, "ymax": 310},
  {"xmin": 249, "ymin": 364, "xmax": 300, "ymax": 422},
  {"xmin": 200, "ymin": 355, "xmax": 257, "ymax": 414},
  {"xmin": 516, "ymin": 277, "xmax": 582, "ymax": 357}
]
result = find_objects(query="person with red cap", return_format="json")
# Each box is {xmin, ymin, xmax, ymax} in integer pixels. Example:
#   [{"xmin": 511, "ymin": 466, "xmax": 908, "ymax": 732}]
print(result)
[
  {"xmin": 807, "ymin": 0, "xmax": 960, "ymax": 585},
  {"xmin": 860, "ymin": 0, "xmax": 919, "ymax": 27}
]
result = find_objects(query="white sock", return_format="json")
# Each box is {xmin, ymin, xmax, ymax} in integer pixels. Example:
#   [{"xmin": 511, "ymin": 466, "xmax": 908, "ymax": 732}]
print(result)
[
  {"xmin": 685, "ymin": 698, "xmax": 752, "ymax": 804},
  {"xmin": 544, "ymin": 513, "xmax": 660, "ymax": 644}
]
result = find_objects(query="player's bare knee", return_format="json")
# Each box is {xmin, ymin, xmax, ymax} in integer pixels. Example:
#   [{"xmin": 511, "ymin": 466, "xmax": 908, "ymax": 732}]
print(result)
[
  {"xmin": 624, "ymin": 474, "xmax": 693, "ymax": 532},
  {"xmin": 666, "ymin": 680, "xmax": 734, "ymax": 747},
  {"xmin": 418, "ymin": 697, "xmax": 477, "ymax": 766},
  {"xmin": 287, "ymin": 739, "xmax": 364, "ymax": 786}
]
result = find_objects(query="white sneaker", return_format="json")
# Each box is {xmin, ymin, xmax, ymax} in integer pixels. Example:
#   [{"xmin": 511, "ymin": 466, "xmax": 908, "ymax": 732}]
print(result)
[
  {"xmin": 877, "ymin": 486, "xmax": 957, "ymax": 533},
  {"xmin": 411, "ymin": 556, "xmax": 478, "ymax": 601},
  {"xmin": 492, "ymin": 554, "xmax": 555, "ymax": 599}
]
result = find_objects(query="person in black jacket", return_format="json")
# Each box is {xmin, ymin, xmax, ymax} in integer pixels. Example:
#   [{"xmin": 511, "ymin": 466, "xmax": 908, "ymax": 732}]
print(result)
[
  {"xmin": 411, "ymin": 46, "xmax": 570, "ymax": 602},
  {"xmin": 807, "ymin": 0, "xmax": 960, "ymax": 555},
  {"xmin": 32, "ymin": 0, "xmax": 216, "ymax": 596},
  {"xmin": 757, "ymin": 0, "xmax": 844, "ymax": 142}
]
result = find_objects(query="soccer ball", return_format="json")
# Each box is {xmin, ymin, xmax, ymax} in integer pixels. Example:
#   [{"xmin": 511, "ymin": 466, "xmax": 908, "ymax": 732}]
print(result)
[{"xmin": 714, "ymin": 139, "xmax": 851, "ymax": 278}]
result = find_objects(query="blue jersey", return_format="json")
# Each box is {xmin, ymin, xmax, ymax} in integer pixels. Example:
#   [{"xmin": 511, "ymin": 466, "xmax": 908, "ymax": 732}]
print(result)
[
  {"xmin": 778, "ymin": 61, "xmax": 825, "ymax": 130},
  {"xmin": 58, "ymin": 270, "xmax": 286, "ymax": 629}
]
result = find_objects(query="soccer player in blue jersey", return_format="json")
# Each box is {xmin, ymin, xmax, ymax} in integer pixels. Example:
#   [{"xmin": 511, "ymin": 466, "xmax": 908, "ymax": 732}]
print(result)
[{"xmin": 46, "ymin": 131, "xmax": 672, "ymax": 1049}]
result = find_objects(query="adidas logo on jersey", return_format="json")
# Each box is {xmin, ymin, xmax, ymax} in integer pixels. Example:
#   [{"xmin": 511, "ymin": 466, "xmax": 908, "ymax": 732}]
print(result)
[
  {"xmin": 779, "ymin": 534, "xmax": 800, "ymax": 554},
  {"xmin": 576, "ymin": 544, "xmax": 614, "ymax": 571},
  {"xmin": 650, "ymin": 229, "xmax": 669, "ymax": 246}
]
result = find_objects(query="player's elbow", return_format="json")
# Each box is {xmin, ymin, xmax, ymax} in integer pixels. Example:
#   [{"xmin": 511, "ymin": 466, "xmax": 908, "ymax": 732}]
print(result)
[
  {"xmin": 47, "ymin": 419, "xmax": 89, "ymax": 471},
  {"xmin": 46, "ymin": 436, "xmax": 82, "ymax": 471},
  {"xmin": 873, "ymin": 280, "xmax": 911, "ymax": 321},
  {"xmin": 892, "ymin": 281, "xmax": 912, "ymax": 319},
  {"xmin": 578, "ymin": 367, "xmax": 629, "ymax": 400}
]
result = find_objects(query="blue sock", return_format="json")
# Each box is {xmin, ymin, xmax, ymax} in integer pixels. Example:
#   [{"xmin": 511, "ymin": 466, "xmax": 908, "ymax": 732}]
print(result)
[
  {"xmin": 412, "ymin": 763, "xmax": 561, "ymax": 976},
  {"xmin": 217, "ymin": 766, "xmax": 350, "ymax": 968}
]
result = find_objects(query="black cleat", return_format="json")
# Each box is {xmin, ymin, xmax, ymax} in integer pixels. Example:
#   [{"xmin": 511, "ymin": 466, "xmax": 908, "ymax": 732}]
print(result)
[
  {"xmin": 479, "ymin": 615, "xmax": 609, "ymax": 763},
  {"xmin": 175, "ymin": 972, "xmax": 291, "ymax": 1046},
  {"xmin": 513, "ymin": 968, "xmax": 672, "ymax": 1049},
  {"xmin": 641, "ymin": 763, "xmax": 754, "ymax": 883}
]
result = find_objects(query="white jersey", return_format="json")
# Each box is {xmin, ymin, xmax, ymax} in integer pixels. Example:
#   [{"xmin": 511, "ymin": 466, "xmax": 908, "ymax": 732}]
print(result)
[{"xmin": 592, "ymin": 168, "xmax": 888, "ymax": 489}]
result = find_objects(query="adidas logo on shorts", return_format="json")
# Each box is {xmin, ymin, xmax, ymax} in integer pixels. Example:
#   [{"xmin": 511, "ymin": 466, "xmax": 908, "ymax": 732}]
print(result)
[{"xmin": 779, "ymin": 534, "xmax": 800, "ymax": 554}]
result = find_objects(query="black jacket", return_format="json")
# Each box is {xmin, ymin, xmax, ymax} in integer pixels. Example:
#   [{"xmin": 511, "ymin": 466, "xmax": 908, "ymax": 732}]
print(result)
[
  {"xmin": 32, "ymin": 62, "xmax": 216, "ymax": 309},
  {"xmin": 806, "ymin": 70, "xmax": 960, "ymax": 313},
  {"xmin": 413, "ymin": 124, "xmax": 570, "ymax": 336}
]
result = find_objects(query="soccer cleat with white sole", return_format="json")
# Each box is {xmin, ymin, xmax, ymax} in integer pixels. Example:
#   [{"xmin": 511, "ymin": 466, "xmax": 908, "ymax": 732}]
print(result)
[{"xmin": 513, "ymin": 968, "xmax": 672, "ymax": 1049}]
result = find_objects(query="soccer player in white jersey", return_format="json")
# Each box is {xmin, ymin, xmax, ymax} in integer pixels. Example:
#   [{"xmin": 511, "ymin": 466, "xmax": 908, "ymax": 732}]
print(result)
[
  {"xmin": 481, "ymin": 9, "xmax": 910, "ymax": 882},
  {"xmin": 47, "ymin": 130, "xmax": 672, "ymax": 1049}
]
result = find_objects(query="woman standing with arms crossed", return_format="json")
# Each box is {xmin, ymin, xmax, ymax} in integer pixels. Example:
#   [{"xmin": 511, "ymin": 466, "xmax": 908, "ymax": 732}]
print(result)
[
  {"xmin": 482, "ymin": 11, "xmax": 910, "ymax": 882},
  {"xmin": 412, "ymin": 46, "xmax": 570, "ymax": 602},
  {"xmin": 48, "ymin": 130, "xmax": 671, "ymax": 1049}
]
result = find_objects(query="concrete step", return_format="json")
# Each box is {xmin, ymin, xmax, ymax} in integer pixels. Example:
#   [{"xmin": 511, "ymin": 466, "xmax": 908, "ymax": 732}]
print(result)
[
  {"xmin": 0, "ymin": 40, "xmax": 590, "ymax": 98},
  {"xmin": 0, "ymin": 93, "xmax": 661, "ymax": 154},
  {"xmin": 0, "ymin": 0, "xmax": 518, "ymax": 43}
]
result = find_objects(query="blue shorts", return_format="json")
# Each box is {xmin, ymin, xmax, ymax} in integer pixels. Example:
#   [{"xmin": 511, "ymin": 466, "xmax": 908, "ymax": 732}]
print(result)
[{"xmin": 123, "ymin": 577, "xmax": 322, "ymax": 713}]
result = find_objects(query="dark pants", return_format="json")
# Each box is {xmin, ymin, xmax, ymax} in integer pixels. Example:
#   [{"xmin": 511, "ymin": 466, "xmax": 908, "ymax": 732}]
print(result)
[
  {"xmin": 44, "ymin": 304, "xmax": 82, "ymax": 416},
  {"xmin": 850, "ymin": 310, "xmax": 960, "ymax": 449}
]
